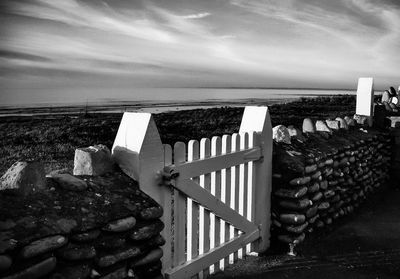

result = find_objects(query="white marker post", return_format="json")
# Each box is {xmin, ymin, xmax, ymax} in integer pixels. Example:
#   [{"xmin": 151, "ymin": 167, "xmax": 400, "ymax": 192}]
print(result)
[{"xmin": 355, "ymin": 77, "xmax": 374, "ymax": 127}]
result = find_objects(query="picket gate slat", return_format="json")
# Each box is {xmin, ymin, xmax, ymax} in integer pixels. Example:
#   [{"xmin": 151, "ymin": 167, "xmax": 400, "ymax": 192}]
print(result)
[
  {"xmin": 221, "ymin": 135, "xmax": 232, "ymax": 269},
  {"xmin": 231, "ymin": 133, "xmax": 241, "ymax": 261},
  {"xmin": 200, "ymin": 138, "xmax": 211, "ymax": 277},
  {"xmin": 211, "ymin": 136, "xmax": 222, "ymax": 273},
  {"xmin": 173, "ymin": 142, "xmax": 187, "ymax": 267},
  {"xmin": 240, "ymin": 132, "xmax": 249, "ymax": 255},
  {"xmin": 187, "ymin": 140, "xmax": 200, "ymax": 261}
]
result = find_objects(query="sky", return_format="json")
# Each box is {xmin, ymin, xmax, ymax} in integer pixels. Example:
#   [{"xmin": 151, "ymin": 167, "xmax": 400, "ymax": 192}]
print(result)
[{"xmin": 0, "ymin": 0, "xmax": 400, "ymax": 104}]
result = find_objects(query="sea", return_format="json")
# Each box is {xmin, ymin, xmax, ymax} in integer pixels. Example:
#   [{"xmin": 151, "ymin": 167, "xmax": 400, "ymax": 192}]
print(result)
[{"xmin": 0, "ymin": 88, "xmax": 358, "ymax": 116}]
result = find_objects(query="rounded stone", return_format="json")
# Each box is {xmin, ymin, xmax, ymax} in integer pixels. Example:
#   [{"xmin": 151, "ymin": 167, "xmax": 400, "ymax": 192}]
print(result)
[
  {"xmin": 5, "ymin": 257, "xmax": 56, "ymax": 279},
  {"xmin": 131, "ymin": 248, "xmax": 163, "ymax": 267},
  {"xmin": 0, "ymin": 255, "xmax": 12, "ymax": 272},
  {"xmin": 287, "ymin": 125, "xmax": 306, "ymax": 141},
  {"xmin": 71, "ymin": 229, "xmax": 101, "ymax": 243},
  {"xmin": 344, "ymin": 116, "xmax": 355, "ymax": 127},
  {"xmin": 315, "ymin": 120, "xmax": 332, "ymax": 133},
  {"xmin": 57, "ymin": 244, "xmax": 96, "ymax": 261},
  {"xmin": 335, "ymin": 117, "xmax": 348, "ymax": 130},
  {"xmin": 0, "ymin": 161, "xmax": 46, "ymax": 196},
  {"xmin": 20, "ymin": 235, "xmax": 68, "ymax": 259},
  {"xmin": 382, "ymin": 90, "xmax": 391, "ymax": 102},
  {"xmin": 302, "ymin": 118, "xmax": 315, "ymax": 133},
  {"xmin": 51, "ymin": 174, "xmax": 87, "ymax": 192},
  {"xmin": 140, "ymin": 207, "xmax": 163, "ymax": 220},
  {"xmin": 272, "ymin": 125, "xmax": 291, "ymax": 144},
  {"xmin": 102, "ymin": 216, "xmax": 136, "ymax": 233},
  {"xmin": 130, "ymin": 221, "xmax": 165, "ymax": 241},
  {"xmin": 326, "ymin": 120, "xmax": 340, "ymax": 130}
]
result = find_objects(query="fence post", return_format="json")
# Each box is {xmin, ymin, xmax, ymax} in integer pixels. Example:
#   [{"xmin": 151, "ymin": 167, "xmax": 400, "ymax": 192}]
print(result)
[
  {"xmin": 239, "ymin": 106, "xmax": 272, "ymax": 253},
  {"xmin": 356, "ymin": 77, "xmax": 374, "ymax": 127},
  {"xmin": 111, "ymin": 112, "xmax": 172, "ymax": 273}
]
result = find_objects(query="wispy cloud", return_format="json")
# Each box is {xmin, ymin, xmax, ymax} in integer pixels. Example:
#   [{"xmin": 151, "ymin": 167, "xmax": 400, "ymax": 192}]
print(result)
[{"xmin": 181, "ymin": 12, "xmax": 211, "ymax": 19}]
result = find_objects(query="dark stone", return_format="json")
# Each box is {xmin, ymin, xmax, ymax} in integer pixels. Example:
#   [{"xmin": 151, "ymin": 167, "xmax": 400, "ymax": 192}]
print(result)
[
  {"xmin": 130, "ymin": 221, "xmax": 165, "ymax": 241},
  {"xmin": 20, "ymin": 235, "xmax": 67, "ymax": 259},
  {"xmin": 97, "ymin": 246, "xmax": 141, "ymax": 267},
  {"xmin": 51, "ymin": 174, "xmax": 88, "ymax": 192},
  {"xmin": 49, "ymin": 264, "xmax": 90, "ymax": 279},
  {"xmin": 3, "ymin": 257, "xmax": 56, "ymax": 279},
  {"xmin": 57, "ymin": 244, "xmax": 96, "ymax": 261},
  {"xmin": 140, "ymin": 207, "xmax": 163, "ymax": 220},
  {"xmin": 102, "ymin": 216, "xmax": 136, "ymax": 233},
  {"xmin": 0, "ymin": 254, "xmax": 12, "ymax": 272},
  {"xmin": 71, "ymin": 229, "xmax": 101, "ymax": 242}
]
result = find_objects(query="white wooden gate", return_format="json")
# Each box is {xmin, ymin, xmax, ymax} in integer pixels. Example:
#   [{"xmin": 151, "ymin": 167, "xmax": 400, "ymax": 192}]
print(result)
[{"xmin": 112, "ymin": 106, "xmax": 273, "ymax": 279}]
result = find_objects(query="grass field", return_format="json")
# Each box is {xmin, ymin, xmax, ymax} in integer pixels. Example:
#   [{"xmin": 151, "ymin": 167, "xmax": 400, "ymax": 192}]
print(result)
[{"xmin": 0, "ymin": 95, "xmax": 356, "ymax": 174}]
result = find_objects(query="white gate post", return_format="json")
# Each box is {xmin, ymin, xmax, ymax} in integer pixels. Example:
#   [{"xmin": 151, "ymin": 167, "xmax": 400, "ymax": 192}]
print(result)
[
  {"xmin": 356, "ymin": 77, "xmax": 374, "ymax": 127},
  {"xmin": 239, "ymin": 106, "xmax": 272, "ymax": 253},
  {"xmin": 111, "ymin": 112, "xmax": 172, "ymax": 273}
]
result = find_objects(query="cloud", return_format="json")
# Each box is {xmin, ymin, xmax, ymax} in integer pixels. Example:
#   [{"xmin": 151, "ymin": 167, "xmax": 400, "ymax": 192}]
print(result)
[
  {"xmin": 181, "ymin": 12, "xmax": 211, "ymax": 19},
  {"xmin": 0, "ymin": 49, "xmax": 51, "ymax": 62}
]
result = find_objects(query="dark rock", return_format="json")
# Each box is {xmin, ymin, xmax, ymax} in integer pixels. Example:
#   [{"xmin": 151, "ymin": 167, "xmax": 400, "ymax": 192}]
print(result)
[
  {"xmin": 98, "ymin": 266, "xmax": 127, "ymax": 279},
  {"xmin": 97, "ymin": 246, "xmax": 141, "ymax": 267},
  {"xmin": 73, "ymin": 145, "xmax": 114, "ymax": 176},
  {"xmin": 0, "ymin": 254, "xmax": 12, "ymax": 272},
  {"xmin": 0, "ymin": 232, "xmax": 18, "ymax": 254},
  {"xmin": 57, "ymin": 244, "xmax": 96, "ymax": 261},
  {"xmin": 140, "ymin": 207, "xmax": 163, "ymax": 220},
  {"xmin": 130, "ymin": 221, "xmax": 165, "ymax": 241},
  {"xmin": 0, "ymin": 161, "xmax": 46, "ymax": 196},
  {"xmin": 71, "ymin": 229, "xmax": 101, "ymax": 242},
  {"xmin": 57, "ymin": 219, "xmax": 78, "ymax": 234},
  {"xmin": 0, "ymin": 220, "xmax": 16, "ymax": 231},
  {"xmin": 49, "ymin": 264, "xmax": 90, "ymax": 279},
  {"xmin": 3, "ymin": 257, "xmax": 56, "ymax": 279},
  {"xmin": 102, "ymin": 216, "xmax": 136, "ymax": 233},
  {"xmin": 131, "ymin": 248, "xmax": 163, "ymax": 267},
  {"xmin": 97, "ymin": 236, "xmax": 126, "ymax": 251},
  {"xmin": 51, "ymin": 174, "xmax": 88, "ymax": 191},
  {"xmin": 20, "ymin": 235, "xmax": 67, "ymax": 259}
]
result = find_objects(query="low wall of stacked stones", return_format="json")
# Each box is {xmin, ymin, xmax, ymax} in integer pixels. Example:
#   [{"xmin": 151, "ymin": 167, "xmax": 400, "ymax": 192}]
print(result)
[
  {"xmin": 270, "ymin": 116, "xmax": 392, "ymax": 248},
  {"xmin": 0, "ymin": 146, "xmax": 164, "ymax": 279}
]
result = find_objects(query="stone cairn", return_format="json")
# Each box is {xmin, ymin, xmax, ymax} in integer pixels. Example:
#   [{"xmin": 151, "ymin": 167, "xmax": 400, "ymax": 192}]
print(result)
[
  {"xmin": 271, "ymin": 116, "xmax": 392, "ymax": 254},
  {"xmin": 0, "ymin": 145, "xmax": 164, "ymax": 279}
]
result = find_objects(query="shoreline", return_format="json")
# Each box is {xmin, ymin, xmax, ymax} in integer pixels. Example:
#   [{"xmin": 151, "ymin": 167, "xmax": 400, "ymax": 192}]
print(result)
[{"xmin": 0, "ymin": 93, "xmax": 355, "ymax": 117}]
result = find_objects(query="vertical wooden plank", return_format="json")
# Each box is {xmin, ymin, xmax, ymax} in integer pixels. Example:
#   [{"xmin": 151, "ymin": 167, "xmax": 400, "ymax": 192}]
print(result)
[
  {"xmin": 211, "ymin": 136, "xmax": 222, "ymax": 274},
  {"xmin": 200, "ymin": 138, "xmax": 211, "ymax": 277},
  {"xmin": 239, "ymin": 106, "xmax": 273, "ymax": 253},
  {"xmin": 231, "ymin": 133, "xmax": 241, "ymax": 261},
  {"xmin": 222, "ymin": 135, "xmax": 232, "ymax": 269},
  {"xmin": 111, "ymin": 112, "xmax": 172, "ymax": 274},
  {"xmin": 173, "ymin": 142, "xmax": 187, "ymax": 268},
  {"xmin": 163, "ymin": 144, "xmax": 173, "ymax": 272},
  {"xmin": 355, "ymin": 77, "xmax": 374, "ymax": 127},
  {"xmin": 246, "ymin": 131, "xmax": 256, "ymax": 254},
  {"xmin": 188, "ymin": 140, "xmax": 200, "ymax": 279},
  {"xmin": 240, "ymin": 132, "xmax": 249, "ymax": 255}
]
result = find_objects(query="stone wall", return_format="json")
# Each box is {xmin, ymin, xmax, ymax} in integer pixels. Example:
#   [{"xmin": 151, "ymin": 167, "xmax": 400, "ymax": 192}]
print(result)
[
  {"xmin": 270, "ymin": 117, "xmax": 392, "ymax": 249},
  {"xmin": 0, "ymin": 152, "xmax": 165, "ymax": 279}
]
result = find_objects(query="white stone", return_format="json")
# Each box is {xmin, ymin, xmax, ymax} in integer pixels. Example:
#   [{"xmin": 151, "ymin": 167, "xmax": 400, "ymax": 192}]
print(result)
[
  {"xmin": 325, "ymin": 120, "xmax": 340, "ymax": 130},
  {"xmin": 382, "ymin": 91, "xmax": 391, "ymax": 103},
  {"xmin": 335, "ymin": 117, "xmax": 348, "ymax": 130},
  {"xmin": 315, "ymin": 120, "xmax": 332, "ymax": 133},
  {"xmin": 302, "ymin": 118, "xmax": 315, "ymax": 133},
  {"xmin": 0, "ymin": 161, "xmax": 46, "ymax": 196},
  {"xmin": 272, "ymin": 125, "xmax": 291, "ymax": 144},
  {"xmin": 73, "ymin": 144, "xmax": 113, "ymax": 176},
  {"xmin": 287, "ymin": 125, "xmax": 306, "ymax": 141}
]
